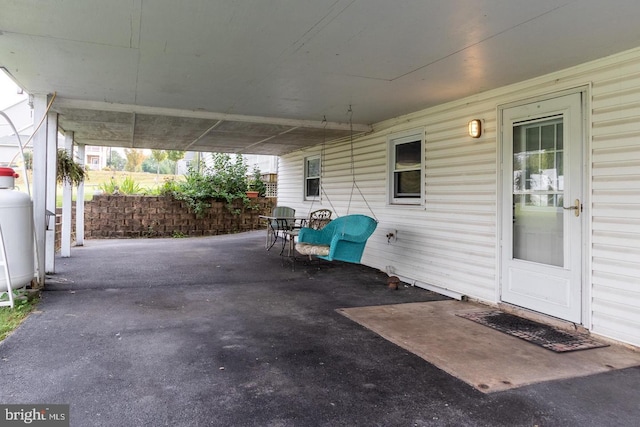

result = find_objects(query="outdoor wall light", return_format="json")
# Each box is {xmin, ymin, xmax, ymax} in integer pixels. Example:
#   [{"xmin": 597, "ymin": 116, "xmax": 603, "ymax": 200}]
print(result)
[{"xmin": 468, "ymin": 119, "xmax": 482, "ymax": 138}]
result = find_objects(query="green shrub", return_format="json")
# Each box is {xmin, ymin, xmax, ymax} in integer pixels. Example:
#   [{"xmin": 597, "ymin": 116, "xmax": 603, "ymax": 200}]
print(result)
[
  {"xmin": 99, "ymin": 178, "xmax": 119, "ymax": 195},
  {"xmin": 119, "ymin": 176, "xmax": 142, "ymax": 194},
  {"xmin": 166, "ymin": 153, "xmax": 251, "ymax": 217},
  {"xmin": 98, "ymin": 176, "xmax": 145, "ymax": 194},
  {"xmin": 158, "ymin": 178, "xmax": 180, "ymax": 195},
  {"xmin": 98, "ymin": 176, "xmax": 142, "ymax": 195},
  {"xmin": 142, "ymin": 186, "xmax": 163, "ymax": 196}
]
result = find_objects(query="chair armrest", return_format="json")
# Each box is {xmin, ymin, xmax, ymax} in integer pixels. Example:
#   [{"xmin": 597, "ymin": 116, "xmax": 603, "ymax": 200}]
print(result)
[
  {"xmin": 331, "ymin": 232, "xmax": 367, "ymax": 245},
  {"xmin": 298, "ymin": 227, "xmax": 329, "ymax": 245}
]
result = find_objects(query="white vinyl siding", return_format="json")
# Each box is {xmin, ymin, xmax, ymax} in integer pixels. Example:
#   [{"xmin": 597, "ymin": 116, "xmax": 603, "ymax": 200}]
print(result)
[
  {"xmin": 589, "ymin": 53, "xmax": 640, "ymax": 346},
  {"xmin": 279, "ymin": 109, "xmax": 498, "ymax": 302},
  {"xmin": 279, "ymin": 46, "xmax": 640, "ymax": 347}
]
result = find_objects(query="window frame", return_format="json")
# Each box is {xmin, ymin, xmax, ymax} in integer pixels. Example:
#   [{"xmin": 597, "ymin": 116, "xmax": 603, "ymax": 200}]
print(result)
[
  {"xmin": 387, "ymin": 128, "xmax": 425, "ymax": 206},
  {"xmin": 304, "ymin": 154, "xmax": 321, "ymax": 201}
]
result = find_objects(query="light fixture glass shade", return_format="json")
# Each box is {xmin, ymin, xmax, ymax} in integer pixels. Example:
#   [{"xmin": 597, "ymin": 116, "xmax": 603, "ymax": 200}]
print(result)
[{"xmin": 468, "ymin": 119, "xmax": 481, "ymax": 138}]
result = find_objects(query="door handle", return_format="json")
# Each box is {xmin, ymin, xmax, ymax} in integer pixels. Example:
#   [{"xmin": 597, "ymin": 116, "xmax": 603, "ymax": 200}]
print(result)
[{"xmin": 563, "ymin": 199, "xmax": 581, "ymax": 217}]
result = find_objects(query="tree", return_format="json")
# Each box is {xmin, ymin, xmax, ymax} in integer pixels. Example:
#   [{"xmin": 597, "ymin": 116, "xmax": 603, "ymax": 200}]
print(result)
[
  {"xmin": 167, "ymin": 150, "xmax": 185, "ymax": 174},
  {"xmin": 142, "ymin": 158, "xmax": 172, "ymax": 174},
  {"xmin": 106, "ymin": 150, "xmax": 126, "ymax": 171},
  {"xmin": 150, "ymin": 149, "xmax": 168, "ymax": 179},
  {"xmin": 124, "ymin": 149, "xmax": 146, "ymax": 172}
]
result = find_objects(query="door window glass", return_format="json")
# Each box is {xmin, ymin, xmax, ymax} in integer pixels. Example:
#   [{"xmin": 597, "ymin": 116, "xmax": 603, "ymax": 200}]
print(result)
[{"xmin": 512, "ymin": 117, "xmax": 564, "ymax": 266}]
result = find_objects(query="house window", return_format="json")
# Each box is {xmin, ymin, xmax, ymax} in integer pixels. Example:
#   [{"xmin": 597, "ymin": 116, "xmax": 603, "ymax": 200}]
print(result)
[
  {"xmin": 88, "ymin": 155, "xmax": 100, "ymax": 170},
  {"xmin": 304, "ymin": 155, "xmax": 321, "ymax": 200},
  {"xmin": 388, "ymin": 129, "xmax": 424, "ymax": 205}
]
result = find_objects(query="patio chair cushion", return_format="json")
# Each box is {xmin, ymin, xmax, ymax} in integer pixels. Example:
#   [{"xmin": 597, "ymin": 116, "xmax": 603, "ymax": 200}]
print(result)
[{"xmin": 295, "ymin": 242, "xmax": 331, "ymax": 256}]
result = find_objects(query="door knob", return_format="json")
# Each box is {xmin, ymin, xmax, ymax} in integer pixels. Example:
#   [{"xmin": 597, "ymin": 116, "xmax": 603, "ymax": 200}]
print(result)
[{"xmin": 562, "ymin": 199, "xmax": 581, "ymax": 217}]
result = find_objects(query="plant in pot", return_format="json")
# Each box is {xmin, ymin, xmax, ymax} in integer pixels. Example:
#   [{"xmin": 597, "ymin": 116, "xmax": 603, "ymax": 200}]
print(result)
[{"xmin": 246, "ymin": 167, "xmax": 266, "ymax": 198}]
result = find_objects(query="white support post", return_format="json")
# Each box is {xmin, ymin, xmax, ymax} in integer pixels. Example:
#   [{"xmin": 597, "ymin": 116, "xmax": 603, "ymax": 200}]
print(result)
[
  {"xmin": 31, "ymin": 95, "xmax": 48, "ymax": 286},
  {"xmin": 75, "ymin": 144, "xmax": 85, "ymax": 246},
  {"xmin": 45, "ymin": 110, "xmax": 58, "ymax": 273},
  {"xmin": 61, "ymin": 132, "xmax": 73, "ymax": 257}
]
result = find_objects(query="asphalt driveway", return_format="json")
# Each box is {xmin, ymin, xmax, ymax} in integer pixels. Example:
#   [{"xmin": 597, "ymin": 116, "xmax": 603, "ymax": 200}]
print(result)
[{"xmin": 1, "ymin": 231, "xmax": 639, "ymax": 426}]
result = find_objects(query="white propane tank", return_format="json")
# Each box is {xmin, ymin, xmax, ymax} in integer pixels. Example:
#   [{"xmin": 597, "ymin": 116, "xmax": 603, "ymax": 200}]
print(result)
[{"xmin": 0, "ymin": 167, "xmax": 34, "ymax": 292}]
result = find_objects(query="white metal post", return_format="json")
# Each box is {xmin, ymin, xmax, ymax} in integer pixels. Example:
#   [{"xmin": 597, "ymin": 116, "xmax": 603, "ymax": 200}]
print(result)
[
  {"xmin": 45, "ymin": 110, "xmax": 58, "ymax": 273},
  {"xmin": 75, "ymin": 144, "xmax": 85, "ymax": 246},
  {"xmin": 61, "ymin": 132, "xmax": 73, "ymax": 257},
  {"xmin": 31, "ymin": 94, "xmax": 48, "ymax": 286}
]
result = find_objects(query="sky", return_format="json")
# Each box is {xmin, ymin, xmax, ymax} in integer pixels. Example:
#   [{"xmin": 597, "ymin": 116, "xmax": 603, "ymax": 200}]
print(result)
[{"xmin": 0, "ymin": 70, "xmax": 28, "ymax": 110}]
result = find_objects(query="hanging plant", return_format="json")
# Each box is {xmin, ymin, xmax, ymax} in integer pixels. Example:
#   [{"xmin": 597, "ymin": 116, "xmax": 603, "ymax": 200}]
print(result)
[{"xmin": 57, "ymin": 149, "xmax": 86, "ymax": 186}]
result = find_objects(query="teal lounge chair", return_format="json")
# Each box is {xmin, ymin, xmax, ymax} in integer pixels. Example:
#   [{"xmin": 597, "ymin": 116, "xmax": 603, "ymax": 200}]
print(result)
[{"xmin": 295, "ymin": 214, "xmax": 377, "ymax": 264}]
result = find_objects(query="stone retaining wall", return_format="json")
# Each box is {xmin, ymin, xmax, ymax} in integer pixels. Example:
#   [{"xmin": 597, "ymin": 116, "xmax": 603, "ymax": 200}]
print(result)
[
  {"xmin": 83, "ymin": 194, "xmax": 274, "ymax": 239},
  {"xmin": 55, "ymin": 204, "xmax": 76, "ymax": 251}
]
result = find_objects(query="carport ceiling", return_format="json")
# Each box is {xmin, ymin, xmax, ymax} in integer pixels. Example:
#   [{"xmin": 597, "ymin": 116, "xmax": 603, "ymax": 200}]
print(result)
[{"xmin": 2, "ymin": 1, "xmax": 640, "ymax": 155}]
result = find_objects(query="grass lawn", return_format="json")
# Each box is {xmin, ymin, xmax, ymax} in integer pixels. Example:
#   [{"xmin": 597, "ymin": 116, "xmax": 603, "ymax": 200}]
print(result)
[
  {"xmin": 0, "ymin": 292, "xmax": 39, "ymax": 342},
  {"xmin": 14, "ymin": 170, "xmax": 184, "ymax": 206},
  {"xmin": 78, "ymin": 170, "xmax": 184, "ymax": 198}
]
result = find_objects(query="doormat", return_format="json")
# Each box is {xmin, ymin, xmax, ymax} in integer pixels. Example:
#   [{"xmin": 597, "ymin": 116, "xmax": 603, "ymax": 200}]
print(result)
[{"xmin": 456, "ymin": 311, "xmax": 609, "ymax": 353}]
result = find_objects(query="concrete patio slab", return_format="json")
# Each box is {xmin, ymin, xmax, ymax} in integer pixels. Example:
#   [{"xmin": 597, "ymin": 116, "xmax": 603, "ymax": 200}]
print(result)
[{"xmin": 338, "ymin": 300, "xmax": 640, "ymax": 393}]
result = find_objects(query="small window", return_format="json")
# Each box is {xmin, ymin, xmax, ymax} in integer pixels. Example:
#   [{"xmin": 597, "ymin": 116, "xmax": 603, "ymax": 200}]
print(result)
[
  {"xmin": 388, "ymin": 129, "xmax": 424, "ymax": 205},
  {"xmin": 304, "ymin": 155, "xmax": 321, "ymax": 200}
]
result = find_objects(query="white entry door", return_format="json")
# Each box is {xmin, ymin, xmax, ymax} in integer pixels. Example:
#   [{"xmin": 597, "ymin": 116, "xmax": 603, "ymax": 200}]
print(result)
[{"xmin": 501, "ymin": 93, "xmax": 583, "ymax": 323}]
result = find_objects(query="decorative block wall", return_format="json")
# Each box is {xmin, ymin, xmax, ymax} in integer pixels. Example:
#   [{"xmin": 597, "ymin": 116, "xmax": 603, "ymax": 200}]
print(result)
[{"xmin": 83, "ymin": 195, "xmax": 275, "ymax": 239}]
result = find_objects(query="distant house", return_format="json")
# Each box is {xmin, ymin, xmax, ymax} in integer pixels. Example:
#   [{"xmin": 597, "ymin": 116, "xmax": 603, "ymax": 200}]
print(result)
[
  {"xmin": 243, "ymin": 154, "xmax": 278, "ymax": 176},
  {"xmin": 85, "ymin": 145, "xmax": 110, "ymax": 171}
]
